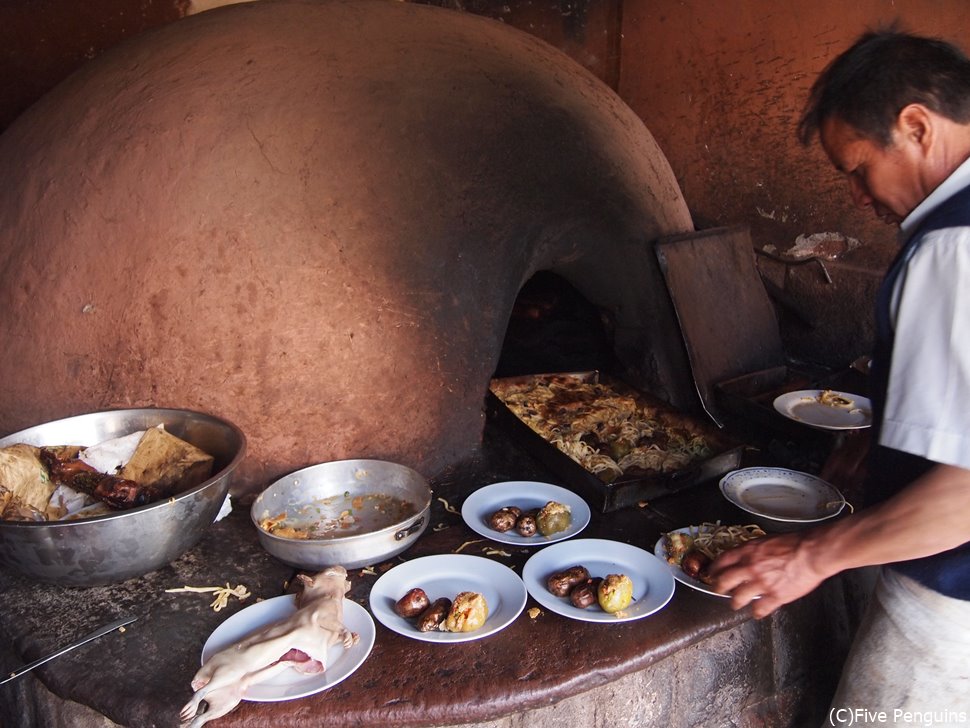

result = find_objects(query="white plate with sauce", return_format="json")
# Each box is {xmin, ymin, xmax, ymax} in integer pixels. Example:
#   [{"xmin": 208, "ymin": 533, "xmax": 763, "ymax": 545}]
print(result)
[
  {"xmin": 460, "ymin": 481, "xmax": 591, "ymax": 546},
  {"xmin": 522, "ymin": 538, "xmax": 675, "ymax": 623},
  {"xmin": 369, "ymin": 554, "xmax": 527, "ymax": 643},
  {"xmin": 200, "ymin": 595, "xmax": 375, "ymax": 702},
  {"xmin": 773, "ymin": 389, "xmax": 872, "ymax": 430},
  {"xmin": 719, "ymin": 467, "xmax": 846, "ymax": 527}
]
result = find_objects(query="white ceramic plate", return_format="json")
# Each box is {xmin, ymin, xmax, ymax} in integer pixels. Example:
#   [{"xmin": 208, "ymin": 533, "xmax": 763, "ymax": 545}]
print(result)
[
  {"xmin": 653, "ymin": 528, "xmax": 729, "ymax": 598},
  {"xmin": 460, "ymin": 481, "xmax": 591, "ymax": 546},
  {"xmin": 200, "ymin": 595, "xmax": 376, "ymax": 702},
  {"xmin": 369, "ymin": 554, "xmax": 527, "ymax": 643},
  {"xmin": 719, "ymin": 467, "xmax": 845, "ymax": 523},
  {"xmin": 521, "ymin": 538, "xmax": 675, "ymax": 623},
  {"xmin": 773, "ymin": 389, "xmax": 872, "ymax": 430}
]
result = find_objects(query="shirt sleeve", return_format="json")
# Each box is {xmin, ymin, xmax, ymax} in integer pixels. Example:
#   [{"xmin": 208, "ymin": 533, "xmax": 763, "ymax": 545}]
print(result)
[{"xmin": 880, "ymin": 227, "xmax": 970, "ymax": 469}]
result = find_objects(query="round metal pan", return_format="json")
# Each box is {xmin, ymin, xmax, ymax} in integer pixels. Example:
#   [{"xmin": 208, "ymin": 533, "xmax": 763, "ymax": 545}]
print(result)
[
  {"xmin": 0, "ymin": 408, "xmax": 246, "ymax": 586},
  {"xmin": 250, "ymin": 459, "xmax": 431, "ymax": 570}
]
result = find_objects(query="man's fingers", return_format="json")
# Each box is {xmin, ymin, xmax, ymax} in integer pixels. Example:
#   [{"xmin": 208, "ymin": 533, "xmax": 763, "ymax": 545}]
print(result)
[
  {"xmin": 725, "ymin": 579, "xmax": 763, "ymax": 610},
  {"xmin": 750, "ymin": 594, "xmax": 784, "ymax": 619},
  {"xmin": 709, "ymin": 546, "xmax": 746, "ymax": 573},
  {"xmin": 710, "ymin": 561, "xmax": 752, "ymax": 594}
]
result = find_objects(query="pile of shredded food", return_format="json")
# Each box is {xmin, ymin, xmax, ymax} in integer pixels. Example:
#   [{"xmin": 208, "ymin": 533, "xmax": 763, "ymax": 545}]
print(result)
[
  {"xmin": 684, "ymin": 521, "xmax": 766, "ymax": 559},
  {"xmin": 490, "ymin": 375, "xmax": 717, "ymax": 483}
]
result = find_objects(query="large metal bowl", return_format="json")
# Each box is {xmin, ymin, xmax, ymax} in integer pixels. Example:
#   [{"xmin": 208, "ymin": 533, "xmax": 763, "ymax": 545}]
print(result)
[
  {"xmin": 251, "ymin": 459, "xmax": 431, "ymax": 570},
  {"xmin": 0, "ymin": 408, "xmax": 246, "ymax": 586}
]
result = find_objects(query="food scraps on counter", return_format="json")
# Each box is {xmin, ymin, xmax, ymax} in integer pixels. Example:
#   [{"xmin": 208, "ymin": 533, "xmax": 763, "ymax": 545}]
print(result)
[
  {"xmin": 0, "ymin": 425, "xmax": 214, "ymax": 522},
  {"xmin": 394, "ymin": 587, "xmax": 489, "ymax": 633},
  {"xmin": 165, "ymin": 583, "xmax": 252, "ymax": 612},
  {"xmin": 663, "ymin": 522, "xmax": 766, "ymax": 586},
  {"xmin": 545, "ymin": 565, "xmax": 634, "ymax": 614},
  {"xmin": 488, "ymin": 499, "xmax": 571, "ymax": 537}
]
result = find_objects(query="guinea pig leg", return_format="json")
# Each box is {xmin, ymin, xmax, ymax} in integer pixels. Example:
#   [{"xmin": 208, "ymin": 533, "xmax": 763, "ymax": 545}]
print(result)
[
  {"xmin": 180, "ymin": 684, "xmax": 244, "ymax": 728},
  {"xmin": 180, "ymin": 659, "xmax": 294, "ymax": 727}
]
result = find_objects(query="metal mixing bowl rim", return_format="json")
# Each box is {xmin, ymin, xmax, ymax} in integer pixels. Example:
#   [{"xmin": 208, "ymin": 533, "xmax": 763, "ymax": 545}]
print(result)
[
  {"xmin": 0, "ymin": 407, "xmax": 248, "ymax": 529},
  {"xmin": 250, "ymin": 458, "xmax": 432, "ymax": 545}
]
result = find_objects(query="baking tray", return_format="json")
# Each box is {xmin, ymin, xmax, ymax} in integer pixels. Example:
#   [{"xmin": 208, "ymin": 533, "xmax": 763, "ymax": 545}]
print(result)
[{"xmin": 486, "ymin": 371, "xmax": 743, "ymax": 513}]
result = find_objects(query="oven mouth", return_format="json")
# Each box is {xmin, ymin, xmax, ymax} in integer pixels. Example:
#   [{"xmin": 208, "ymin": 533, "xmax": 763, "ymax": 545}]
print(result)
[{"xmin": 494, "ymin": 270, "xmax": 621, "ymax": 380}]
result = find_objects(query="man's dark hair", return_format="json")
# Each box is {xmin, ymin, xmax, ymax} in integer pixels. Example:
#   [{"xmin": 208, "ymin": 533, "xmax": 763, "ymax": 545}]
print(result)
[{"xmin": 798, "ymin": 28, "xmax": 970, "ymax": 146}]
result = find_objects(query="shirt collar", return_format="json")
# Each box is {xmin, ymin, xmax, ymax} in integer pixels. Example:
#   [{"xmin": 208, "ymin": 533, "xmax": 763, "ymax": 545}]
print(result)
[{"xmin": 899, "ymin": 155, "xmax": 970, "ymax": 243}]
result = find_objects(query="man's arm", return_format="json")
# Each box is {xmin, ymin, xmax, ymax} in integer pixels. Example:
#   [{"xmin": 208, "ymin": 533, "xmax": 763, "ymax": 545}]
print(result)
[{"xmin": 708, "ymin": 462, "xmax": 970, "ymax": 618}]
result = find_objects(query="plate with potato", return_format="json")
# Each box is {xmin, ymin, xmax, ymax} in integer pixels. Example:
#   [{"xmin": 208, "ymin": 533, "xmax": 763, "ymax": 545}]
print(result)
[
  {"xmin": 460, "ymin": 481, "xmax": 591, "ymax": 546},
  {"xmin": 369, "ymin": 554, "xmax": 527, "ymax": 643},
  {"xmin": 522, "ymin": 538, "xmax": 674, "ymax": 623}
]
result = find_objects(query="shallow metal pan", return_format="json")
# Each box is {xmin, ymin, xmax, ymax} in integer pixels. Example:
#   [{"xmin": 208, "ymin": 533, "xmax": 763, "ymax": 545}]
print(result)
[{"xmin": 250, "ymin": 459, "xmax": 431, "ymax": 570}]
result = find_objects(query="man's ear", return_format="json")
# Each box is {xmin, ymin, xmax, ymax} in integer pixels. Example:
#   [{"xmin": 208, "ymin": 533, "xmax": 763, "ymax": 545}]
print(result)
[{"xmin": 896, "ymin": 103, "xmax": 934, "ymax": 152}]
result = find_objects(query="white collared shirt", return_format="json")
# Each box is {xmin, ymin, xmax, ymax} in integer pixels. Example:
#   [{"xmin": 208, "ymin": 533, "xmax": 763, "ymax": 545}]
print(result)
[{"xmin": 881, "ymin": 156, "xmax": 970, "ymax": 468}]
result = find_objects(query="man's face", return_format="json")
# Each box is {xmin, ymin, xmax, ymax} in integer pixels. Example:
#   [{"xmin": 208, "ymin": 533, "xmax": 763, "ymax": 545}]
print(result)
[{"xmin": 819, "ymin": 116, "xmax": 925, "ymax": 226}]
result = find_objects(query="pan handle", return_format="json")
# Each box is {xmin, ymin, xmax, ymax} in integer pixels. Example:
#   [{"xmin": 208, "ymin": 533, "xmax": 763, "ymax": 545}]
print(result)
[{"xmin": 395, "ymin": 517, "xmax": 425, "ymax": 541}]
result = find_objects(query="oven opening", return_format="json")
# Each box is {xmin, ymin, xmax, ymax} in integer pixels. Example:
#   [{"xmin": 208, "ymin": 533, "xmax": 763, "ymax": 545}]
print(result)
[{"xmin": 494, "ymin": 270, "xmax": 621, "ymax": 379}]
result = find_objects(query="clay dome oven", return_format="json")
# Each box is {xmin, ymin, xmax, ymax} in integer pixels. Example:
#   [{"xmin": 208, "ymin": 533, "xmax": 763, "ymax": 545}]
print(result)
[{"xmin": 0, "ymin": 0, "xmax": 696, "ymax": 496}]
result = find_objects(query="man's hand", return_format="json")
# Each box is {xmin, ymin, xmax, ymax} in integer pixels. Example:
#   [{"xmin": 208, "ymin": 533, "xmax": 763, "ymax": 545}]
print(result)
[
  {"xmin": 709, "ymin": 463, "xmax": 970, "ymax": 618},
  {"xmin": 707, "ymin": 530, "xmax": 830, "ymax": 618}
]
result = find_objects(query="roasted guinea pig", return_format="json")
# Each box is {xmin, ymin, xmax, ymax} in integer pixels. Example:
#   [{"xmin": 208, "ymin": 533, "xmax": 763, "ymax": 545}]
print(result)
[
  {"xmin": 180, "ymin": 567, "xmax": 359, "ymax": 728},
  {"xmin": 40, "ymin": 449, "xmax": 148, "ymax": 509}
]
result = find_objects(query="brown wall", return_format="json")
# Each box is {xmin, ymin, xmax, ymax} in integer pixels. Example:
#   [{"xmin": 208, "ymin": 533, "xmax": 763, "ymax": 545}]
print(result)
[
  {"xmin": 618, "ymin": 0, "xmax": 970, "ymax": 365},
  {"xmin": 2, "ymin": 0, "xmax": 968, "ymax": 369},
  {"xmin": 620, "ymin": 0, "xmax": 970, "ymax": 245}
]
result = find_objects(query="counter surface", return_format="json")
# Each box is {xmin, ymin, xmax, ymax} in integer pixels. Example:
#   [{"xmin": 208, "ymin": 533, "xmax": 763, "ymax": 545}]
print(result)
[{"xmin": 0, "ymin": 424, "xmax": 854, "ymax": 727}]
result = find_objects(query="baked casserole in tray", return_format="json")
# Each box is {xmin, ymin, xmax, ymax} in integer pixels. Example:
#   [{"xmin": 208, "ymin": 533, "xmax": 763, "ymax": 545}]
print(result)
[{"xmin": 487, "ymin": 371, "xmax": 743, "ymax": 512}]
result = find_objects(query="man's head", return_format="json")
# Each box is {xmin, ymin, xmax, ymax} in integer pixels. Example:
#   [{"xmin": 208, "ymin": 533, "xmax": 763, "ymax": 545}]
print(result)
[{"xmin": 798, "ymin": 29, "xmax": 970, "ymax": 224}]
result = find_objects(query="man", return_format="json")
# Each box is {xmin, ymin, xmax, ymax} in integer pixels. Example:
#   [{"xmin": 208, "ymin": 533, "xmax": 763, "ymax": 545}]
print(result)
[{"xmin": 709, "ymin": 29, "xmax": 970, "ymax": 724}]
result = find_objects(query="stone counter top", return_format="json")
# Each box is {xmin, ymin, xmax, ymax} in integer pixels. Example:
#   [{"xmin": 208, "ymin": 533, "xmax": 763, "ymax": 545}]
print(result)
[{"xmin": 0, "ymin": 426, "xmax": 865, "ymax": 728}]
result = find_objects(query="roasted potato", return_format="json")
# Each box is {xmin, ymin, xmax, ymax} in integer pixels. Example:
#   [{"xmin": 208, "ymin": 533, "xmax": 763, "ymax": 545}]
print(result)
[
  {"xmin": 568, "ymin": 577, "xmax": 602, "ymax": 609},
  {"xmin": 394, "ymin": 587, "xmax": 431, "ymax": 618},
  {"xmin": 516, "ymin": 510, "xmax": 538, "ymax": 537},
  {"xmin": 416, "ymin": 597, "xmax": 452, "ymax": 632},
  {"xmin": 488, "ymin": 508, "xmax": 518, "ymax": 532},
  {"xmin": 681, "ymin": 550, "xmax": 712, "ymax": 582},
  {"xmin": 546, "ymin": 565, "xmax": 590, "ymax": 597},
  {"xmin": 443, "ymin": 591, "xmax": 489, "ymax": 632},
  {"xmin": 608, "ymin": 439, "xmax": 633, "ymax": 461},
  {"xmin": 536, "ymin": 501, "xmax": 571, "ymax": 537},
  {"xmin": 597, "ymin": 573, "xmax": 633, "ymax": 613}
]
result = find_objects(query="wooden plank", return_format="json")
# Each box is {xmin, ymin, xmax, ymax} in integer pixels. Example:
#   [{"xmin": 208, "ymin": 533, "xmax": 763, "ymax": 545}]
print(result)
[{"xmin": 655, "ymin": 225, "xmax": 784, "ymax": 425}]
